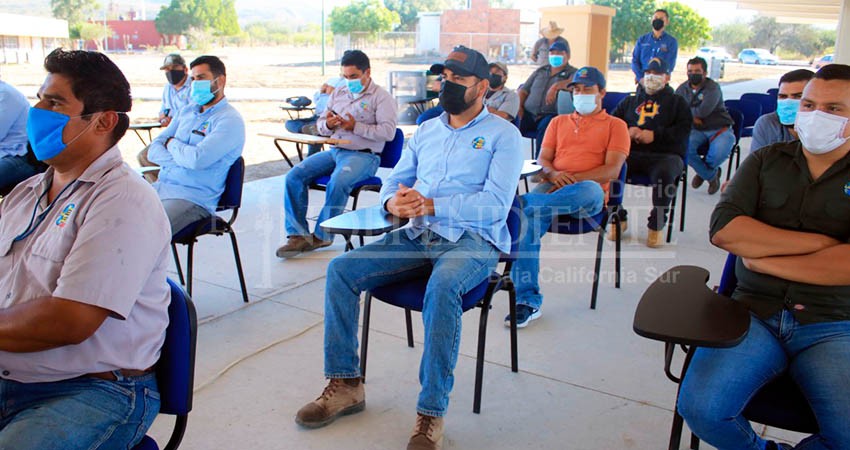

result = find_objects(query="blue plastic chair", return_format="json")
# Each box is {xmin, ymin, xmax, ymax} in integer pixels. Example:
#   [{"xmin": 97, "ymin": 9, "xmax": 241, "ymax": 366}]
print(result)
[
  {"xmin": 556, "ymin": 90, "xmax": 575, "ymax": 115},
  {"xmin": 359, "ymin": 197, "xmax": 522, "ymax": 414},
  {"xmin": 602, "ymin": 91, "xmax": 630, "ymax": 114},
  {"xmin": 171, "ymin": 157, "xmax": 248, "ymax": 303},
  {"xmin": 766, "ymin": 87, "xmax": 779, "ymax": 100},
  {"xmin": 741, "ymin": 92, "xmax": 776, "ymax": 115},
  {"xmin": 310, "ymin": 128, "xmax": 405, "ymax": 212},
  {"xmin": 725, "ymin": 99, "xmax": 761, "ymax": 139},
  {"xmin": 724, "ymin": 107, "xmax": 745, "ymax": 181},
  {"xmin": 132, "ymin": 279, "xmax": 198, "ymax": 450},
  {"xmin": 549, "ymin": 163, "xmax": 627, "ymax": 309},
  {"xmin": 626, "ymin": 158, "xmax": 687, "ymax": 244}
]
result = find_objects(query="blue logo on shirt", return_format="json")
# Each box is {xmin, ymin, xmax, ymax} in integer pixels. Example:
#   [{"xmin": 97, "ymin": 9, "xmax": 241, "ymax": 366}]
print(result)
[
  {"xmin": 472, "ymin": 137, "xmax": 486, "ymax": 149},
  {"xmin": 844, "ymin": 182, "xmax": 850, "ymax": 196},
  {"xmin": 55, "ymin": 203, "xmax": 76, "ymax": 228}
]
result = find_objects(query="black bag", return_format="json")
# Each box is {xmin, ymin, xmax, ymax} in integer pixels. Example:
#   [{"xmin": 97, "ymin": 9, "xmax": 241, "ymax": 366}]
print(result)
[{"xmin": 285, "ymin": 96, "xmax": 312, "ymax": 108}]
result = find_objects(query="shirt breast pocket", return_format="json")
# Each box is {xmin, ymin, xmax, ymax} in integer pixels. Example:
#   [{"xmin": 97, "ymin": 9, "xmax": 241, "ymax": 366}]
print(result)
[
  {"xmin": 452, "ymin": 146, "xmax": 495, "ymax": 185},
  {"xmin": 30, "ymin": 229, "xmax": 75, "ymax": 264}
]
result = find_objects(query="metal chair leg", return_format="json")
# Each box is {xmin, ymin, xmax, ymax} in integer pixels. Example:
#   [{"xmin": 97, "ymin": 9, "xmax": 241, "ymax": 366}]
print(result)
[
  {"xmin": 590, "ymin": 231, "xmax": 603, "ymax": 309},
  {"xmin": 473, "ymin": 301, "xmax": 490, "ymax": 414},
  {"xmin": 405, "ymin": 308, "xmax": 414, "ymax": 348},
  {"xmin": 171, "ymin": 243, "xmax": 185, "ymax": 286},
  {"xmin": 228, "ymin": 230, "xmax": 249, "ymax": 303},
  {"xmin": 360, "ymin": 293, "xmax": 372, "ymax": 382},
  {"xmin": 508, "ymin": 281, "xmax": 518, "ymax": 373},
  {"xmin": 666, "ymin": 178, "xmax": 678, "ymax": 243},
  {"xmin": 690, "ymin": 432, "xmax": 701, "ymax": 449},
  {"xmin": 679, "ymin": 172, "xmax": 687, "ymax": 232},
  {"xmin": 615, "ymin": 215, "xmax": 622, "ymax": 289},
  {"xmin": 186, "ymin": 242, "xmax": 195, "ymax": 298}
]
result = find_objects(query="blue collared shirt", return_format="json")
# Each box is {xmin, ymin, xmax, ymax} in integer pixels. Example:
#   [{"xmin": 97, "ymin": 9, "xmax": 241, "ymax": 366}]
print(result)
[
  {"xmin": 160, "ymin": 79, "xmax": 192, "ymax": 119},
  {"xmin": 148, "ymin": 98, "xmax": 245, "ymax": 212},
  {"xmin": 631, "ymin": 31, "xmax": 678, "ymax": 80},
  {"xmin": 380, "ymin": 107, "xmax": 523, "ymax": 253},
  {"xmin": 0, "ymin": 80, "xmax": 30, "ymax": 158}
]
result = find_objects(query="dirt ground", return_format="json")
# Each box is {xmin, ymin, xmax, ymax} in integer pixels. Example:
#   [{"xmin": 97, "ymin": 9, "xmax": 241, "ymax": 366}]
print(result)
[{"xmin": 1, "ymin": 46, "xmax": 795, "ymax": 182}]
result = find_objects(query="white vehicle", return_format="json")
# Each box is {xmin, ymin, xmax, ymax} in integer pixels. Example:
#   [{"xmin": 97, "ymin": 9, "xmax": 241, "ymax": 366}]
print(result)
[
  {"xmin": 695, "ymin": 46, "xmax": 733, "ymax": 62},
  {"xmin": 738, "ymin": 48, "xmax": 779, "ymax": 65}
]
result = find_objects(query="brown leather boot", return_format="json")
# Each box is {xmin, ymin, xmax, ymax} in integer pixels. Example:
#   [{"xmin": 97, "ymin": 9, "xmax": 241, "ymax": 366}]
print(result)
[
  {"xmin": 295, "ymin": 378, "xmax": 365, "ymax": 429},
  {"xmin": 406, "ymin": 413, "xmax": 444, "ymax": 450},
  {"xmin": 647, "ymin": 228, "xmax": 664, "ymax": 248},
  {"xmin": 275, "ymin": 235, "xmax": 313, "ymax": 258}
]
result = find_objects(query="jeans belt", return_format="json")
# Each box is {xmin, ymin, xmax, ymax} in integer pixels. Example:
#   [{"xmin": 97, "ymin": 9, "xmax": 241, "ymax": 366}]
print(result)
[{"xmin": 87, "ymin": 367, "xmax": 153, "ymax": 381}]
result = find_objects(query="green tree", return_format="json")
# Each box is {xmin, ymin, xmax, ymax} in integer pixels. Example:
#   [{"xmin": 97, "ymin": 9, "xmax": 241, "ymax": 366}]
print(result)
[
  {"xmin": 155, "ymin": 0, "xmax": 240, "ymax": 39},
  {"xmin": 208, "ymin": 0, "xmax": 241, "ymax": 36},
  {"xmin": 658, "ymin": 2, "xmax": 710, "ymax": 49},
  {"xmin": 384, "ymin": 0, "xmax": 454, "ymax": 31},
  {"xmin": 155, "ymin": 0, "xmax": 198, "ymax": 36},
  {"xmin": 50, "ymin": 0, "xmax": 101, "ymax": 33},
  {"xmin": 590, "ymin": 0, "xmax": 655, "ymax": 62},
  {"xmin": 329, "ymin": 0, "xmax": 400, "ymax": 35},
  {"xmin": 750, "ymin": 16, "xmax": 791, "ymax": 54},
  {"xmin": 79, "ymin": 22, "xmax": 112, "ymax": 52},
  {"xmin": 710, "ymin": 20, "xmax": 752, "ymax": 55}
]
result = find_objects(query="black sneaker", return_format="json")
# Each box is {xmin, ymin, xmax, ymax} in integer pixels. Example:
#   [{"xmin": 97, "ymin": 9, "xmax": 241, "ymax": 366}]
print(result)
[{"xmin": 504, "ymin": 304, "xmax": 541, "ymax": 328}]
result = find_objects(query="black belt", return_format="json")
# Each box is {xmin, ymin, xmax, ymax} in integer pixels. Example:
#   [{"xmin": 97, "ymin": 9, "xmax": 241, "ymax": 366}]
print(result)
[{"xmin": 347, "ymin": 148, "xmax": 379, "ymax": 155}]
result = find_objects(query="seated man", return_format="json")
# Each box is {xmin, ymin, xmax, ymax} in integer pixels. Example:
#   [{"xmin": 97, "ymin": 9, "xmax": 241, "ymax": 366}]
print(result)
[
  {"xmin": 508, "ymin": 67, "xmax": 629, "ymax": 328},
  {"xmin": 148, "ymin": 55, "xmax": 246, "ymax": 236},
  {"xmin": 158, "ymin": 53, "xmax": 192, "ymax": 127},
  {"xmin": 676, "ymin": 56, "xmax": 734, "ymax": 194},
  {"xmin": 484, "ymin": 62, "xmax": 520, "ymax": 122},
  {"xmin": 678, "ymin": 64, "xmax": 850, "ymax": 450},
  {"xmin": 518, "ymin": 41, "xmax": 578, "ymax": 156},
  {"xmin": 277, "ymin": 50, "xmax": 397, "ymax": 258},
  {"xmin": 611, "ymin": 58, "xmax": 691, "ymax": 248},
  {"xmin": 295, "ymin": 46, "xmax": 522, "ymax": 450},
  {"xmin": 751, "ymin": 68, "xmax": 815, "ymax": 151},
  {"xmin": 285, "ymin": 76, "xmax": 345, "ymax": 156},
  {"xmin": 0, "ymin": 49, "xmax": 171, "ymax": 449},
  {"xmin": 0, "ymin": 73, "xmax": 45, "ymax": 193}
]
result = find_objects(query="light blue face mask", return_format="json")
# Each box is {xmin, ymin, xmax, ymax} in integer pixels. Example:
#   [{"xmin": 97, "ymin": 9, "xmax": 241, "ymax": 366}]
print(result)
[
  {"xmin": 572, "ymin": 94, "xmax": 598, "ymax": 115},
  {"xmin": 776, "ymin": 98, "xmax": 800, "ymax": 126},
  {"xmin": 549, "ymin": 55, "xmax": 565, "ymax": 67},
  {"xmin": 26, "ymin": 107, "xmax": 97, "ymax": 161},
  {"xmin": 347, "ymin": 78, "xmax": 365, "ymax": 95},
  {"xmin": 190, "ymin": 78, "xmax": 219, "ymax": 105}
]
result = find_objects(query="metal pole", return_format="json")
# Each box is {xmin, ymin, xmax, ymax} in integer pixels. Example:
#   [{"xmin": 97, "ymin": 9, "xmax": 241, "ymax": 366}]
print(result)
[{"xmin": 321, "ymin": 0, "xmax": 326, "ymax": 76}]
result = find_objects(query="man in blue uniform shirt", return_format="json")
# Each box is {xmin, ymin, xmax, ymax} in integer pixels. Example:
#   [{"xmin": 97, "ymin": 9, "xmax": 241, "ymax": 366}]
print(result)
[{"xmin": 631, "ymin": 9, "xmax": 678, "ymax": 83}]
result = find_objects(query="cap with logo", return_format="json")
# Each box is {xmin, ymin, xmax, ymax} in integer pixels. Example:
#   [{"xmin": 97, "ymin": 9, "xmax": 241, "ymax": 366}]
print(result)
[
  {"xmin": 568, "ymin": 67, "xmax": 606, "ymax": 89},
  {"xmin": 645, "ymin": 57, "xmax": 668, "ymax": 74},
  {"xmin": 160, "ymin": 53, "xmax": 186, "ymax": 70},
  {"xmin": 548, "ymin": 41, "xmax": 570, "ymax": 54},
  {"xmin": 489, "ymin": 62, "xmax": 508, "ymax": 76},
  {"xmin": 429, "ymin": 46, "xmax": 490, "ymax": 79}
]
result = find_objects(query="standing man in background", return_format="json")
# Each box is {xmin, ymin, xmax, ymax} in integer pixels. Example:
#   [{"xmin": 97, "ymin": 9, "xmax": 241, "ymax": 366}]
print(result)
[{"xmin": 631, "ymin": 9, "xmax": 678, "ymax": 84}]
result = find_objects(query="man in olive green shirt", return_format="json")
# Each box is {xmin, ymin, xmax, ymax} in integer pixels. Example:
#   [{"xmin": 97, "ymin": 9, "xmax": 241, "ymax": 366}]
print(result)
[{"xmin": 677, "ymin": 64, "xmax": 850, "ymax": 450}]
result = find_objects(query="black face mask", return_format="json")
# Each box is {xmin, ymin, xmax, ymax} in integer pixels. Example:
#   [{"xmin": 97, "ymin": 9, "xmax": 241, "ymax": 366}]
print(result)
[
  {"xmin": 489, "ymin": 74, "xmax": 504, "ymax": 90},
  {"xmin": 440, "ymin": 79, "xmax": 478, "ymax": 115},
  {"xmin": 688, "ymin": 73, "xmax": 704, "ymax": 86},
  {"xmin": 652, "ymin": 18, "xmax": 665, "ymax": 31},
  {"xmin": 166, "ymin": 69, "xmax": 186, "ymax": 86}
]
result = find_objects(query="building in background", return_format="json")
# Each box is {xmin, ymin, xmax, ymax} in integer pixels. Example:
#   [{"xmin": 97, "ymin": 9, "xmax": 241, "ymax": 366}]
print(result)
[
  {"xmin": 84, "ymin": 11, "xmax": 168, "ymax": 52},
  {"xmin": 0, "ymin": 13, "xmax": 69, "ymax": 64},
  {"xmin": 413, "ymin": 0, "xmax": 521, "ymax": 61}
]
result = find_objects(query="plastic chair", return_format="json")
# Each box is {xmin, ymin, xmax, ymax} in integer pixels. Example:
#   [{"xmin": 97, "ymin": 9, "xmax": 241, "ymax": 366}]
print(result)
[
  {"xmin": 725, "ymin": 99, "xmax": 761, "ymax": 139},
  {"xmin": 766, "ymin": 87, "xmax": 779, "ymax": 100},
  {"xmin": 132, "ymin": 278, "xmax": 198, "ymax": 450},
  {"xmin": 556, "ymin": 90, "xmax": 574, "ymax": 115},
  {"xmin": 626, "ymin": 160, "xmax": 687, "ymax": 244},
  {"xmin": 310, "ymin": 128, "xmax": 405, "ymax": 212},
  {"xmin": 171, "ymin": 157, "xmax": 249, "ymax": 303},
  {"xmin": 359, "ymin": 197, "xmax": 522, "ymax": 414},
  {"xmin": 602, "ymin": 92, "xmax": 630, "ymax": 114},
  {"xmin": 741, "ymin": 92, "xmax": 776, "ymax": 115},
  {"xmin": 724, "ymin": 107, "xmax": 745, "ymax": 181},
  {"xmin": 549, "ymin": 163, "xmax": 627, "ymax": 309}
]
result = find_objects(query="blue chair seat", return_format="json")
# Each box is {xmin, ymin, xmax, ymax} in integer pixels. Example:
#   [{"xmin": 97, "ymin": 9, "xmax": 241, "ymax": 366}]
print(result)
[
  {"xmin": 172, "ymin": 216, "xmax": 230, "ymax": 245},
  {"xmin": 371, "ymin": 272, "xmax": 502, "ymax": 312},
  {"xmin": 312, "ymin": 175, "xmax": 382, "ymax": 190}
]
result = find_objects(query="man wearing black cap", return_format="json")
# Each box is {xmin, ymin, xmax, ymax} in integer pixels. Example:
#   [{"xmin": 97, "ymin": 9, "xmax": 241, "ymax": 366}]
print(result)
[
  {"xmin": 295, "ymin": 46, "xmax": 523, "ymax": 450},
  {"xmin": 612, "ymin": 57, "xmax": 692, "ymax": 247},
  {"xmin": 518, "ymin": 40, "xmax": 577, "ymax": 156}
]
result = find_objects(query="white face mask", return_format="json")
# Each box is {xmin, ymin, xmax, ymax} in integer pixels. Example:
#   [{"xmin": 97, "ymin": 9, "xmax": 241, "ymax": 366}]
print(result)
[
  {"xmin": 643, "ymin": 74, "xmax": 666, "ymax": 94},
  {"xmin": 795, "ymin": 110, "xmax": 850, "ymax": 155}
]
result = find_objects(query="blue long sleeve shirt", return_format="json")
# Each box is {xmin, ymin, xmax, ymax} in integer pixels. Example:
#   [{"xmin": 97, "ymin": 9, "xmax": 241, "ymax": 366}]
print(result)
[
  {"xmin": 0, "ymin": 81, "xmax": 30, "ymax": 158},
  {"xmin": 160, "ymin": 80, "xmax": 192, "ymax": 120},
  {"xmin": 380, "ymin": 107, "xmax": 523, "ymax": 253},
  {"xmin": 631, "ymin": 31, "xmax": 678, "ymax": 80},
  {"xmin": 148, "ymin": 98, "xmax": 245, "ymax": 212}
]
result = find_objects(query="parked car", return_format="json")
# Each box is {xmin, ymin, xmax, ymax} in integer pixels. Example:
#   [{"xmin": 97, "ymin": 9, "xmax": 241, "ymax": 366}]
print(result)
[
  {"xmin": 738, "ymin": 48, "xmax": 779, "ymax": 65},
  {"xmin": 695, "ymin": 46, "xmax": 733, "ymax": 62},
  {"xmin": 814, "ymin": 54, "xmax": 833, "ymax": 69}
]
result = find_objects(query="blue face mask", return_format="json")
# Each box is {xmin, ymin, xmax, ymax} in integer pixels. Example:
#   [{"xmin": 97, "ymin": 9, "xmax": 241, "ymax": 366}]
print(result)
[
  {"xmin": 572, "ymin": 93, "xmax": 598, "ymax": 115},
  {"xmin": 26, "ymin": 107, "xmax": 96, "ymax": 161},
  {"xmin": 776, "ymin": 98, "xmax": 800, "ymax": 126},
  {"xmin": 190, "ymin": 79, "xmax": 218, "ymax": 105},
  {"xmin": 549, "ymin": 55, "xmax": 565, "ymax": 67},
  {"xmin": 347, "ymin": 78, "xmax": 365, "ymax": 95}
]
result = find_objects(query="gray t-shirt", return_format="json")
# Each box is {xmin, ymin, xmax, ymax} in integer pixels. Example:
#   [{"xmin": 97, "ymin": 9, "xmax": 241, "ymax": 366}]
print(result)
[
  {"xmin": 484, "ymin": 87, "xmax": 520, "ymax": 120},
  {"xmin": 751, "ymin": 112, "xmax": 795, "ymax": 153},
  {"xmin": 521, "ymin": 64, "xmax": 578, "ymax": 116}
]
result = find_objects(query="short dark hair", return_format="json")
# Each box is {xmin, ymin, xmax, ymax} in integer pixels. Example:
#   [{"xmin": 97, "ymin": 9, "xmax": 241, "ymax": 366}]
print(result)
[
  {"xmin": 779, "ymin": 69, "xmax": 814, "ymax": 86},
  {"xmin": 341, "ymin": 50, "xmax": 370, "ymax": 71},
  {"xmin": 814, "ymin": 64, "xmax": 850, "ymax": 82},
  {"xmin": 687, "ymin": 57, "xmax": 707, "ymax": 72},
  {"xmin": 655, "ymin": 9, "xmax": 669, "ymax": 19},
  {"xmin": 190, "ymin": 55, "xmax": 226, "ymax": 78},
  {"xmin": 43, "ymin": 49, "xmax": 131, "ymax": 147}
]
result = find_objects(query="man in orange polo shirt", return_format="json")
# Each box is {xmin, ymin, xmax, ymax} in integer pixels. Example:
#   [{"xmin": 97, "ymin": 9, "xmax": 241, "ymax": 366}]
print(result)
[{"xmin": 508, "ymin": 67, "xmax": 629, "ymax": 328}]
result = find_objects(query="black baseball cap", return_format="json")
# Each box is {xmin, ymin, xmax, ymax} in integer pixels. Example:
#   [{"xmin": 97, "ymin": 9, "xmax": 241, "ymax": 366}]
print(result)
[{"xmin": 429, "ymin": 46, "xmax": 490, "ymax": 79}]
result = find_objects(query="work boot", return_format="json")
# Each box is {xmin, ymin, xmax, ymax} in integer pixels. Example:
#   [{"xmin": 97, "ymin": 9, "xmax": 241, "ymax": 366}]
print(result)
[
  {"xmin": 647, "ymin": 228, "xmax": 664, "ymax": 248},
  {"xmin": 707, "ymin": 168, "xmax": 722, "ymax": 195},
  {"xmin": 275, "ymin": 235, "xmax": 313, "ymax": 258},
  {"xmin": 691, "ymin": 174, "xmax": 704, "ymax": 189},
  {"xmin": 295, "ymin": 378, "xmax": 365, "ymax": 429},
  {"xmin": 606, "ymin": 220, "xmax": 627, "ymax": 241},
  {"xmin": 307, "ymin": 234, "xmax": 333, "ymax": 251},
  {"xmin": 406, "ymin": 413, "xmax": 444, "ymax": 450}
]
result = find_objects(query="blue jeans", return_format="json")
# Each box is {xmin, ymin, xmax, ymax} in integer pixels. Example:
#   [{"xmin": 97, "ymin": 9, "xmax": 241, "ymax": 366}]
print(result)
[
  {"xmin": 686, "ymin": 128, "xmax": 735, "ymax": 181},
  {"xmin": 284, "ymin": 148, "xmax": 380, "ymax": 241},
  {"xmin": 0, "ymin": 372, "xmax": 160, "ymax": 450},
  {"xmin": 323, "ymin": 229, "xmax": 499, "ymax": 417},
  {"xmin": 511, "ymin": 181, "xmax": 604, "ymax": 309},
  {"xmin": 678, "ymin": 311, "xmax": 850, "ymax": 450},
  {"xmin": 285, "ymin": 116, "xmax": 322, "ymax": 156},
  {"xmin": 0, "ymin": 154, "xmax": 43, "ymax": 194}
]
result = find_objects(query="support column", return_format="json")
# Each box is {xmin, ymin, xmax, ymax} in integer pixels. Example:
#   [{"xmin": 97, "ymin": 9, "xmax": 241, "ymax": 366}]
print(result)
[{"xmin": 838, "ymin": 0, "xmax": 849, "ymax": 64}]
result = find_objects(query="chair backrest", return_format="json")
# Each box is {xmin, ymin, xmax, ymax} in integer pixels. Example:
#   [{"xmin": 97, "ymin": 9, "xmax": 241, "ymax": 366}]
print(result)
[
  {"xmin": 602, "ymin": 91, "xmax": 629, "ymax": 114},
  {"xmin": 556, "ymin": 90, "xmax": 575, "ymax": 115},
  {"xmin": 380, "ymin": 128, "xmax": 405, "ymax": 169},
  {"xmin": 217, "ymin": 157, "xmax": 245, "ymax": 212},
  {"xmin": 726, "ymin": 107, "xmax": 745, "ymax": 142},
  {"xmin": 159, "ymin": 279, "xmax": 198, "ymax": 416},
  {"xmin": 502, "ymin": 196, "xmax": 523, "ymax": 263},
  {"xmin": 766, "ymin": 87, "xmax": 778, "ymax": 100},
  {"xmin": 717, "ymin": 253, "xmax": 739, "ymax": 297},
  {"xmin": 725, "ymin": 99, "xmax": 761, "ymax": 128},
  {"xmin": 741, "ymin": 92, "xmax": 776, "ymax": 115},
  {"xmin": 608, "ymin": 162, "xmax": 628, "ymax": 208}
]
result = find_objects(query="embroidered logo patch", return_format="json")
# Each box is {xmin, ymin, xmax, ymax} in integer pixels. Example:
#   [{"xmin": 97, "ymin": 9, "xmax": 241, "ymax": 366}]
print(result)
[
  {"xmin": 472, "ymin": 137, "xmax": 485, "ymax": 149},
  {"xmin": 55, "ymin": 203, "xmax": 76, "ymax": 228},
  {"xmin": 360, "ymin": 101, "xmax": 369, "ymax": 110},
  {"xmin": 844, "ymin": 182, "xmax": 850, "ymax": 196},
  {"xmin": 198, "ymin": 121, "xmax": 211, "ymax": 134}
]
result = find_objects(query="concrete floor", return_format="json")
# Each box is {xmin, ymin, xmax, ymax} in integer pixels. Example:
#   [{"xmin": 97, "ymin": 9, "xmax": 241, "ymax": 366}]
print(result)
[{"xmin": 143, "ymin": 78, "xmax": 807, "ymax": 450}]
